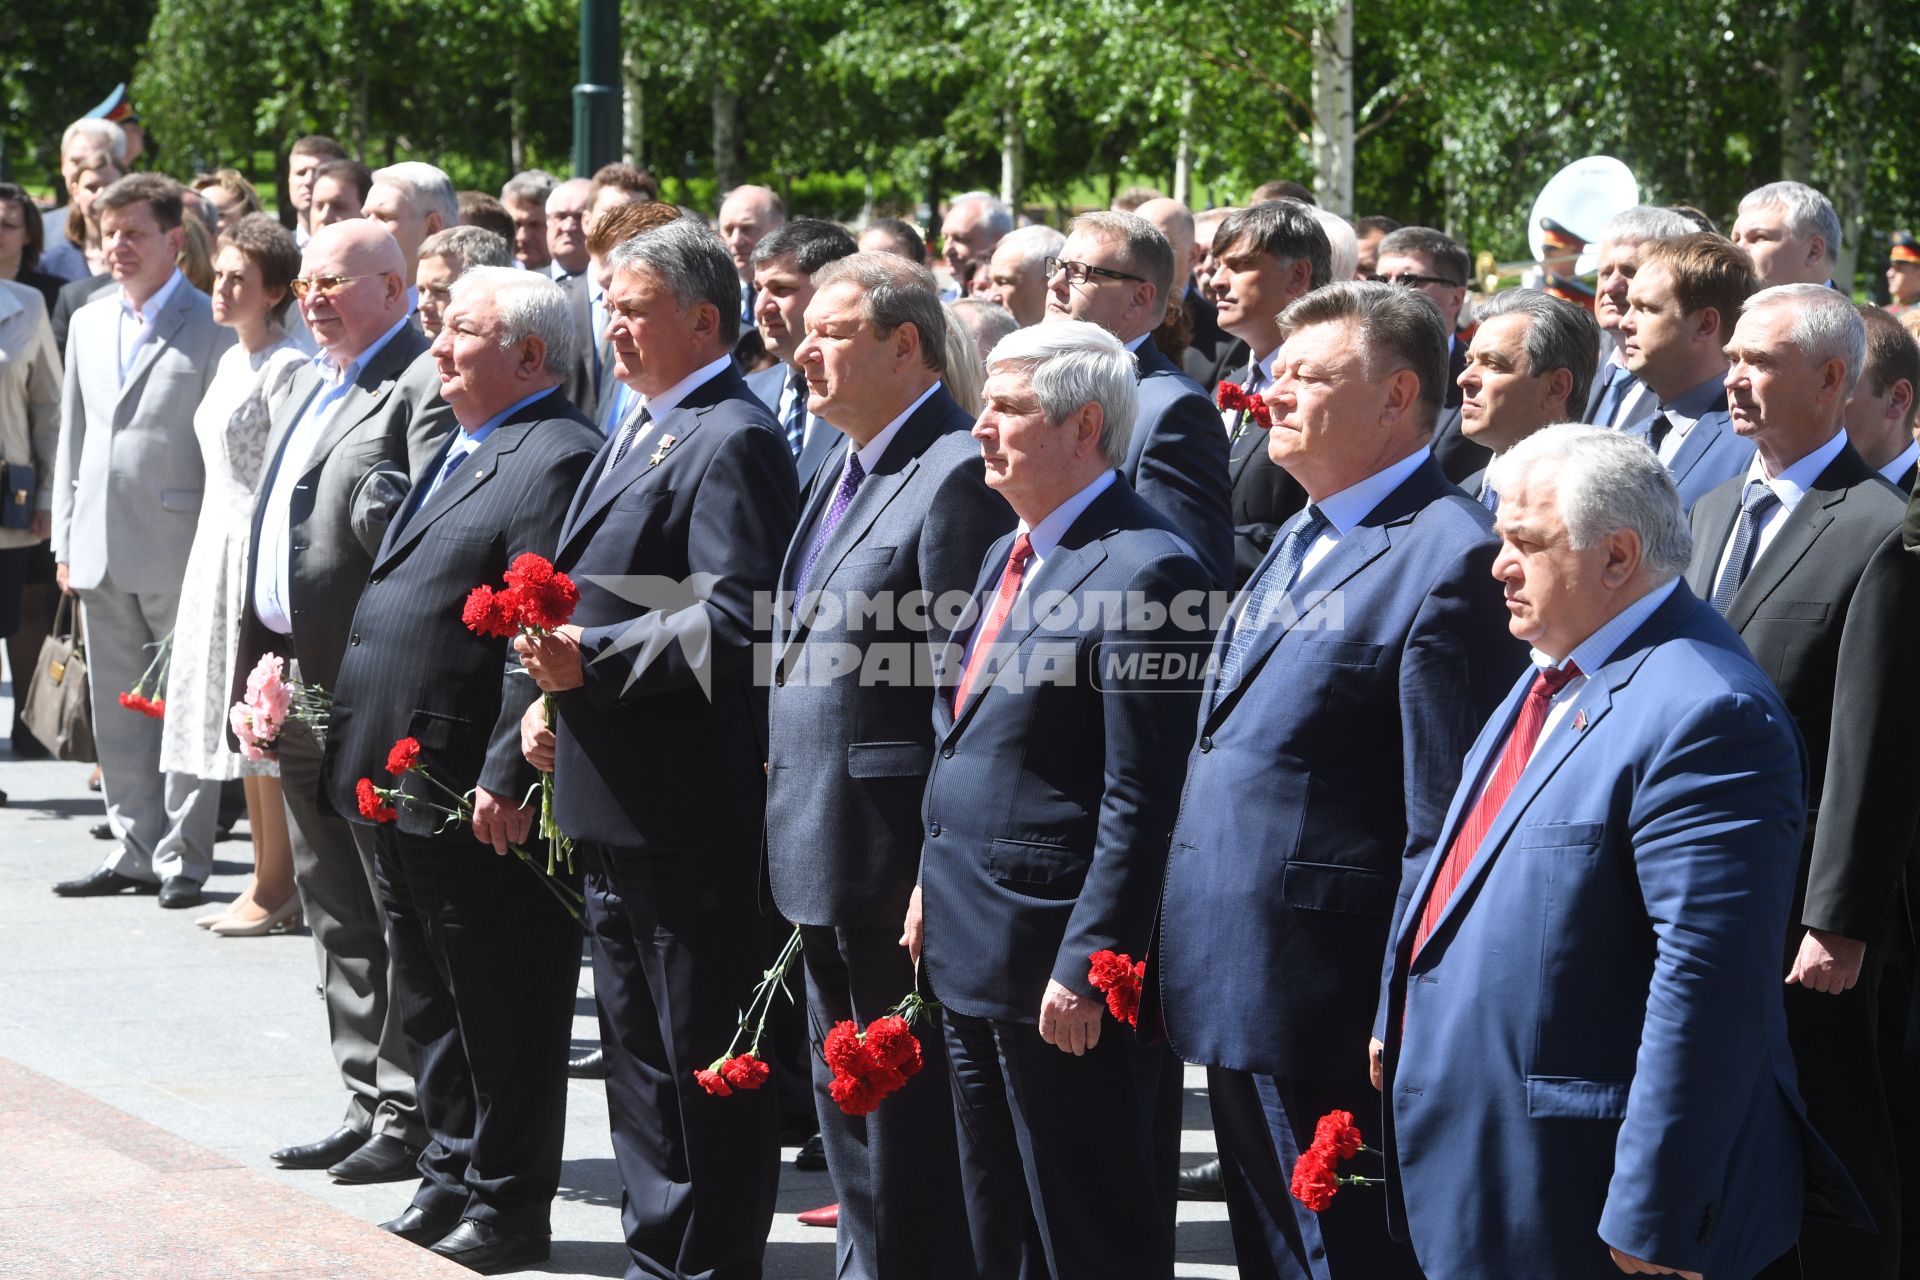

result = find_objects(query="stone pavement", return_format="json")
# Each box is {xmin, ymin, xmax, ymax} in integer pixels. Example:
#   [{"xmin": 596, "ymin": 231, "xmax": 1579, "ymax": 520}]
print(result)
[{"xmin": 0, "ymin": 687, "xmax": 1236, "ymax": 1278}]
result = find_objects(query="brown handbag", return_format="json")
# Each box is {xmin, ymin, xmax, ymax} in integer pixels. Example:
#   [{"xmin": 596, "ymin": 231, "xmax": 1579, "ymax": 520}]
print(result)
[{"xmin": 20, "ymin": 594, "xmax": 96, "ymax": 763}]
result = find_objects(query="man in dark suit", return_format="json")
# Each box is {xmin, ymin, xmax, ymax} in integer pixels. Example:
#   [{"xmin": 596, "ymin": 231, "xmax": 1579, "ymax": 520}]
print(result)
[
  {"xmin": 1374, "ymin": 226, "xmax": 1488, "ymax": 484},
  {"xmin": 232, "ymin": 218, "xmax": 453, "ymax": 1183},
  {"xmin": 1455, "ymin": 288, "xmax": 1599, "ymax": 508},
  {"xmin": 1585, "ymin": 206, "xmax": 1696, "ymax": 432},
  {"xmin": 765, "ymin": 252, "xmax": 1009, "ymax": 1277},
  {"xmin": 516, "ymin": 218, "xmax": 798, "ymax": 1280},
  {"xmin": 1619, "ymin": 233, "xmax": 1759, "ymax": 510},
  {"xmin": 1153, "ymin": 283, "xmax": 1526, "ymax": 1279},
  {"xmin": 561, "ymin": 200, "xmax": 684, "ymax": 433},
  {"xmin": 1846, "ymin": 305, "xmax": 1920, "ymax": 493},
  {"xmin": 1204, "ymin": 201, "xmax": 1326, "ymax": 586},
  {"xmin": 1381, "ymin": 424, "xmax": 1860, "ymax": 1279},
  {"xmin": 1686, "ymin": 284, "xmax": 1920, "ymax": 1279},
  {"xmin": 323, "ymin": 268, "xmax": 600, "ymax": 1271},
  {"xmin": 909, "ymin": 319, "xmax": 1211, "ymax": 1279},
  {"xmin": 1045, "ymin": 210, "xmax": 1232, "ymax": 587},
  {"xmin": 747, "ymin": 218, "xmax": 859, "ymax": 498}
]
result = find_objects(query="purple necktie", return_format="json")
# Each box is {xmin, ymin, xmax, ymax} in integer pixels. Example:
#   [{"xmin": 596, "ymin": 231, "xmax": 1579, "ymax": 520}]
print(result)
[{"xmin": 794, "ymin": 453, "xmax": 866, "ymax": 597}]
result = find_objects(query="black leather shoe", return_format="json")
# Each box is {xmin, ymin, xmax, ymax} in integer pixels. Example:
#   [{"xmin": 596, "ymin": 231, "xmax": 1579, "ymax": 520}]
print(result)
[
  {"xmin": 271, "ymin": 1125, "xmax": 367, "ymax": 1169},
  {"xmin": 429, "ymin": 1219, "xmax": 551, "ymax": 1273},
  {"xmin": 328, "ymin": 1133, "xmax": 423, "ymax": 1184},
  {"xmin": 90, "ymin": 822, "xmax": 113, "ymax": 839},
  {"xmin": 379, "ymin": 1204, "xmax": 463, "ymax": 1247},
  {"xmin": 1177, "ymin": 1156, "xmax": 1225, "ymax": 1201},
  {"xmin": 567, "ymin": 1047, "xmax": 607, "ymax": 1079},
  {"xmin": 793, "ymin": 1132, "xmax": 827, "ymax": 1172},
  {"xmin": 157, "ymin": 876, "xmax": 203, "ymax": 909},
  {"xmin": 52, "ymin": 868, "xmax": 156, "ymax": 897}
]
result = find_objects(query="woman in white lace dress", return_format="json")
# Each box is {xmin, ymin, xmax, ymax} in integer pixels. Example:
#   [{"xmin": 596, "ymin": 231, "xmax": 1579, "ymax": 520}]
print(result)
[{"xmin": 160, "ymin": 215, "xmax": 308, "ymax": 936}]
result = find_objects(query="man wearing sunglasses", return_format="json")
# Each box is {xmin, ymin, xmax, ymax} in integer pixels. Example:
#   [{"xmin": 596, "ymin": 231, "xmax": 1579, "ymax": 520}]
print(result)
[
  {"xmin": 1373, "ymin": 226, "xmax": 1488, "ymax": 485},
  {"xmin": 1044, "ymin": 211, "xmax": 1233, "ymax": 588},
  {"xmin": 232, "ymin": 216, "xmax": 454, "ymax": 1186}
]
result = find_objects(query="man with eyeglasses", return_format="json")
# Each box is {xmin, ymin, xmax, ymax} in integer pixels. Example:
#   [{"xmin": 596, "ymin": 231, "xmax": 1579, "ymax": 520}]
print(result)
[
  {"xmin": 543, "ymin": 177, "xmax": 593, "ymax": 280},
  {"xmin": 232, "ymin": 217, "xmax": 454, "ymax": 1187},
  {"xmin": 1372, "ymin": 226, "xmax": 1487, "ymax": 485},
  {"xmin": 1045, "ymin": 211, "xmax": 1233, "ymax": 588}
]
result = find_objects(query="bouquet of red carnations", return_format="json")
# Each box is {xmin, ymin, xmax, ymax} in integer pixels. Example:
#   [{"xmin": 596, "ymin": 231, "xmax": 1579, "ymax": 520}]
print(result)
[
  {"xmin": 118, "ymin": 632, "xmax": 173, "ymax": 718},
  {"xmin": 1289, "ymin": 1109, "xmax": 1384, "ymax": 1211}
]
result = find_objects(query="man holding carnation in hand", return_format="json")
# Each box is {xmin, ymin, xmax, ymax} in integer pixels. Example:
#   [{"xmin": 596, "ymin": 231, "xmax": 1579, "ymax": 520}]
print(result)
[{"xmin": 322, "ymin": 267, "xmax": 600, "ymax": 1273}]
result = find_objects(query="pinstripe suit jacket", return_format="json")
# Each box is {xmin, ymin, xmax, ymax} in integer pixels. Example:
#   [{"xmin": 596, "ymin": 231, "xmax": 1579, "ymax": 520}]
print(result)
[{"xmin": 322, "ymin": 390, "xmax": 601, "ymax": 835}]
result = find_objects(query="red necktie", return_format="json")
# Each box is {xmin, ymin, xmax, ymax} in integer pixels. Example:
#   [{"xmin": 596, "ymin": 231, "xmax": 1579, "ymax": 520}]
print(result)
[
  {"xmin": 1410, "ymin": 661, "xmax": 1581, "ymax": 960},
  {"xmin": 952, "ymin": 533, "xmax": 1033, "ymax": 711}
]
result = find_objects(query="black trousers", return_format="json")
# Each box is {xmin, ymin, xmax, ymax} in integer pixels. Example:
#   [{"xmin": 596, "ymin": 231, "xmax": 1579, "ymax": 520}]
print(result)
[
  {"xmin": 586, "ymin": 846, "xmax": 778, "ymax": 1280},
  {"xmin": 1208, "ymin": 1066, "xmax": 1423, "ymax": 1280},
  {"xmin": 799, "ymin": 923, "xmax": 968, "ymax": 1279},
  {"xmin": 943, "ymin": 1007, "xmax": 1167, "ymax": 1280},
  {"xmin": 372, "ymin": 824, "xmax": 579, "ymax": 1233}
]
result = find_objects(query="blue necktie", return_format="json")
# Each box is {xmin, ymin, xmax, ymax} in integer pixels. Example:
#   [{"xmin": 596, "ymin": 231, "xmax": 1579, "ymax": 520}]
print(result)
[
  {"xmin": 1709, "ymin": 480, "xmax": 1780, "ymax": 614},
  {"xmin": 1592, "ymin": 365, "xmax": 1633, "ymax": 428},
  {"xmin": 1216, "ymin": 504, "xmax": 1329, "ymax": 690},
  {"xmin": 783, "ymin": 366, "xmax": 807, "ymax": 461},
  {"xmin": 794, "ymin": 454, "xmax": 867, "ymax": 597}
]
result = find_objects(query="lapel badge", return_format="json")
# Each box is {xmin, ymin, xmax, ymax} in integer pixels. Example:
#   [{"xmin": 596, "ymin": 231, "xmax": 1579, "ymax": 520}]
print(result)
[
  {"xmin": 1572, "ymin": 709, "xmax": 1588, "ymax": 732},
  {"xmin": 648, "ymin": 434, "xmax": 678, "ymax": 467}
]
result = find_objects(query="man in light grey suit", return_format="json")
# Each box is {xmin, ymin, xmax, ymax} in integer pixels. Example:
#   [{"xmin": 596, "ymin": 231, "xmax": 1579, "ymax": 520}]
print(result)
[
  {"xmin": 767, "ymin": 252, "xmax": 1009, "ymax": 1277},
  {"xmin": 230, "ymin": 218, "xmax": 452, "ymax": 1184},
  {"xmin": 51, "ymin": 175, "xmax": 232, "ymax": 907}
]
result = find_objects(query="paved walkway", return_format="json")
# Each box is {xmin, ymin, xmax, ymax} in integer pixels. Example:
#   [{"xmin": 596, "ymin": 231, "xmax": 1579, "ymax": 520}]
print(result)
[{"xmin": 0, "ymin": 686, "xmax": 1235, "ymax": 1278}]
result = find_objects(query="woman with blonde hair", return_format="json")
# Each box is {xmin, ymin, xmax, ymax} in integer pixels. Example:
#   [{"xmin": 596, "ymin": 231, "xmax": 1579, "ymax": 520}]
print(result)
[{"xmin": 191, "ymin": 170, "xmax": 264, "ymax": 234}]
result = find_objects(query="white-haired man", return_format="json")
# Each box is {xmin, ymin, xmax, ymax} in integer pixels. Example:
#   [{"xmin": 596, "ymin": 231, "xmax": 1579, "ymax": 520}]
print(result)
[
  {"xmin": 938, "ymin": 193, "xmax": 1013, "ymax": 299},
  {"xmin": 1733, "ymin": 180, "xmax": 1844, "ymax": 288},
  {"xmin": 910, "ymin": 319, "xmax": 1211, "ymax": 1279},
  {"xmin": 543, "ymin": 178, "xmax": 594, "ymax": 280},
  {"xmin": 981, "ymin": 223, "xmax": 1065, "ymax": 328},
  {"xmin": 324, "ymin": 267, "xmax": 601, "ymax": 1271},
  {"xmin": 364, "ymin": 162, "xmax": 460, "ymax": 312},
  {"xmin": 39, "ymin": 117, "xmax": 128, "ymax": 281},
  {"xmin": 499, "ymin": 170, "xmax": 557, "ymax": 274}
]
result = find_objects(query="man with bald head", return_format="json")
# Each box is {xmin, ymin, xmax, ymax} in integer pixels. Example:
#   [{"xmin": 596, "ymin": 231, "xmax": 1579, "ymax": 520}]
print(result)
[
  {"xmin": 233, "ymin": 216, "xmax": 454, "ymax": 1185},
  {"xmin": 1138, "ymin": 196, "xmax": 1230, "ymax": 373},
  {"xmin": 718, "ymin": 183, "xmax": 786, "ymax": 331},
  {"xmin": 364, "ymin": 162, "xmax": 460, "ymax": 313},
  {"xmin": 543, "ymin": 178, "xmax": 594, "ymax": 280},
  {"xmin": 981, "ymin": 223, "xmax": 1064, "ymax": 328}
]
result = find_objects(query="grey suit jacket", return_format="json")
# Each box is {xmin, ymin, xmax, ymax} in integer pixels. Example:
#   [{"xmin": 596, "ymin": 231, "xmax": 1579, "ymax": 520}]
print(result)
[
  {"xmin": 53, "ymin": 279, "xmax": 234, "ymax": 591},
  {"xmin": 230, "ymin": 326, "xmax": 455, "ymax": 710},
  {"xmin": 561, "ymin": 272, "xmax": 602, "ymax": 422}
]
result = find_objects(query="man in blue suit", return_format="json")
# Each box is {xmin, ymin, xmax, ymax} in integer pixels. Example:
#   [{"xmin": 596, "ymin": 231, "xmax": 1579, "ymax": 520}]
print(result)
[
  {"xmin": 1377, "ymin": 424, "xmax": 1860, "ymax": 1279},
  {"xmin": 909, "ymin": 320, "xmax": 1212, "ymax": 1279},
  {"xmin": 1045, "ymin": 210, "xmax": 1233, "ymax": 587},
  {"xmin": 1152, "ymin": 282, "xmax": 1526, "ymax": 1279},
  {"xmin": 516, "ymin": 218, "xmax": 799, "ymax": 1280},
  {"xmin": 1617, "ymin": 232, "xmax": 1759, "ymax": 510}
]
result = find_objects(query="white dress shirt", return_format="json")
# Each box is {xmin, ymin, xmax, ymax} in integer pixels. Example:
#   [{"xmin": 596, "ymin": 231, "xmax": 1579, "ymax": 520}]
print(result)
[
  {"xmin": 956, "ymin": 467, "xmax": 1116, "ymax": 674},
  {"xmin": 1878, "ymin": 439, "xmax": 1919, "ymax": 489},
  {"xmin": 116, "ymin": 269, "xmax": 185, "ymax": 383},
  {"xmin": 791, "ymin": 382, "xmax": 938, "ymax": 572},
  {"xmin": 1710, "ymin": 429, "xmax": 1850, "ymax": 588},
  {"xmin": 1296, "ymin": 446, "xmax": 1433, "ymax": 584}
]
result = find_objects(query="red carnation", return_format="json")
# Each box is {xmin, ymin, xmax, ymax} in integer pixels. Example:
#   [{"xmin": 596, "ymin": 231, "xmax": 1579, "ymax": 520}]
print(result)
[
  {"xmin": 1314, "ymin": 1109, "xmax": 1364, "ymax": 1162},
  {"xmin": 147, "ymin": 698, "xmax": 165, "ymax": 717},
  {"xmin": 862, "ymin": 1016, "xmax": 923, "ymax": 1075},
  {"xmin": 503, "ymin": 553, "xmax": 556, "ymax": 591},
  {"xmin": 355, "ymin": 777, "xmax": 398, "ymax": 823},
  {"xmin": 118, "ymin": 691, "xmax": 138, "ymax": 711},
  {"xmin": 829, "ymin": 1071, "xmax": 887, "ymax": 1117},
  {"xmin": 1087, "ymin": 949, "xmax": 1146, "ymax": 1027},
  {"xmin": 462, "ymin": 584, "xmax": 520, "ymax": 638},
  {"xmin": 823, "ymin": 1021, "xmax": 865, "ymax": 1076},
  {"xmin": 1290, "ymin": 1146, "xmax": 1339, "ymax": 1212},
  {"xmin": 385, "ymin": 736, "xmax": 423, "ymax": 775},
  {"xmin": 514, "ymin": 570, "xmax": 579, "ymax": 632},
  {"xmin": 719, "ymin": 1053, "xmax": 771, "ymax": 1092},
  {"xmin": 693, "ymin": 1066, "xmax": 732, "ymax": 1097},
  {"xmin": 1215, "ymin": 380, "xmax": 1272, "ymax": 430}
]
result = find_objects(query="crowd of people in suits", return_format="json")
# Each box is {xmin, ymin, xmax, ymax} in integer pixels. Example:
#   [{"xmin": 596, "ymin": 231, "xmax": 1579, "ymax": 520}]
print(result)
[{"xmin": 5, "ymin": 87, "xmax": 1920, "ymax": 1280}]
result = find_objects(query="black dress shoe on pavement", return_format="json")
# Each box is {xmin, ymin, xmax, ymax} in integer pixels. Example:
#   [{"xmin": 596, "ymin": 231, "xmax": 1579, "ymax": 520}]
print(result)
[
  {"xmin": 567, "ymin": 1047, "xmax": 607, "ymax": 1079},
  {"xmin": 329, "ymin": 1133, "xmax": 423, "ymax": 1184},
  {"xmin": 271, "ymin": 1125, "xmax": 367, "ymax": 1169},
  {"xmin": 1177, "ymin": 1156, "xmax": 1225, "ymax": 1201},
  {"xmin": 157, "ymin": 876, "xmax": 203, "ymax": 909},
  {"xmin": 52, "ymin": 868, "xmax": 156, "ymax": 898},
  {"xmin": 429, "ymin": 1219, "xmax": 551, "ymax": 1273},
  {"xmin": 379, "ymin": 1204, "xmax": 463, "ymax": 1247},
  {"xmin": 90, "ymin": 822, "xmax": 113, "ymax": 839},
  {"xmin": 793, "ymin": 1131, "xmax": 827, "ymax": 1172}
]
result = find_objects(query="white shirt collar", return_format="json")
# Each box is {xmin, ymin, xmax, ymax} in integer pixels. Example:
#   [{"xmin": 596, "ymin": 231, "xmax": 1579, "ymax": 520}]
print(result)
[
  {"xmin": 1247, "ymin": 346, "xmax": 1278, "ymax": 390},
  {"xmin": 1315, "ymin": 446, "xmax": 1432, "ymax": 535},
  {"xmin": 1746, "ymin": 427, "xmax": 1848, "ymax": 507},
  {"xmin": 1123, "ymin": 332, "xmax": 1150, "ymax": 354},
  {"xmin": 853, "ymin": 382, "xmax": 941, "ymax": 474},
  {"xmin": 644, "ymin": 353, "xmax": 733, "ymax": 418},
  {"xmin": 1018, "ymin": 469, "xmax": 1119, "ymax": 564},
  {"xmin": 1878, "ymin": 439, "xmax": 1919, "ymax": 487},
  {"xmin": 120, "ymin": 268, "xmax": 184, "ymax": 322}
]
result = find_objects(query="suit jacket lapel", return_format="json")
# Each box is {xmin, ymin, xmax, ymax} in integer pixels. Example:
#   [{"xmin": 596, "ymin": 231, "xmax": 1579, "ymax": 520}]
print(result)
[
  {"xmin": 946, "ymin": 537, "xmax": 1108, "ymax": 735},
  {"xmin": 1663, "ymin": 408, "xmax": 1726, "ymax": 489},
  {"xmin": 560, "ymin": 403, "xmax": 704, "ymax": 559},
  {"xmin": 115, "ymin": 287, "xmax": 191, "ymax": 413},
  {"xmin": 1684, "ymin": 484, "xmax": 1741, "ymax": 599},
  {"xmin": 376, "ymin": 400, "xmax": 554, "ymax": 567},
  {"xmin": 1723, "ymin": 484, "xmax": 1841, "ymax": 630}
]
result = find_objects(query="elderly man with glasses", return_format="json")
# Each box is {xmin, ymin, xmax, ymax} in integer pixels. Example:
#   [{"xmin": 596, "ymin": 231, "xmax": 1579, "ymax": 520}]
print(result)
[
  {"xmin": 232, "ymin": 217, "xmax": 454, "ymax": 1186},
  {"xmin": 1373, "ymin": 226, "xmax": 1487, "ymax": 484}
]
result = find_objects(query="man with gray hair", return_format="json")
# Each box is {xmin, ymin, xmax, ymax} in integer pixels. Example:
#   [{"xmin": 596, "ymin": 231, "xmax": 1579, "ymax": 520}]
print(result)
[
  {"xmin": 513, "ymin": 216, "xmax": 798, "ymax": 1280},
  {"xmin": 323, "ymin": 265, "xmax": 600, "ymax": 1269},
  {"xmin": 499, "ymin": 169, "xmax": 557, "ymax": 274},
  {"xmin": 1685, "ymin": 282, "xmax": 1919, "ymax": 1280},
  {"xmin": 364, "ymin": 162, "xmax": 460, "ymax": 312},
  {"xmin": 415, "ymin": 225, "xmax": 513, "ymax": 341},
  {"xmin": 980, "ymin": 222, "xmax": 1065, "ymax": 327},
  {"xmin": 542, "ymin": 177, "xmax": 594, "ymax": 280},
  {"xmin": 1378, "ymin": 423, "xmax": 1852, "ymax": 1280},
  {"xmin": 1457, "ymin": 288, "xmax": 1600, "ymax": 508},
  {"xmin": 1733, "ymin": 180, "xmax": 1844, "ymax": 288},
  {"xmin": 1587, "ymin": 205, "xmax": 1697, "ymax": 431},
  {"xmin": 1155, "ymin": 282, "xmax": 1524, "ymax": 1280},
  {"xmin": 766, "ymin": 249, "xmax": 1009, "ymax": 1276},
  {"xmin": 938, "ymin": 192, "xmax": 1013, "ymax": 298},
  {"xmin": 910, "ymin": 318, "xmax": 1211, "ymax": 1280},
  {"xmin": 1046, "ymin": 209, "xmax": 1233, "ymax": 586},
  {"xmin": 40, "ymin": 117, "xmax": 129, "ymax": 280}
]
